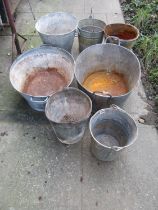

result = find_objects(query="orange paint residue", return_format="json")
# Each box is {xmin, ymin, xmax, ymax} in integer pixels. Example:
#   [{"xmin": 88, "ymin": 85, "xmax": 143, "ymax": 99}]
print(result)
[
  {"xmin": 22, "ymin": 68, "xmax": 67, "ymax": 96},
  {"xmin": 82, "ymin": 70, "xmax": 128, "ymax": 96}
]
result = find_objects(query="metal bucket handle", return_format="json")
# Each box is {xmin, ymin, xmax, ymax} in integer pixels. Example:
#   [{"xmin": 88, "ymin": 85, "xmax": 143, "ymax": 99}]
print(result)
[
  {"xmin": 97, "ymin": 105, "xmax": 123, "ymax": 153},
  {"xmin": 39, "ymin": 44, "xmax": 55, "ymax": 48},
  {"xmin": 105, "ymin": 36, "xmax": 120, "ymax": 46},
  {"xmin": 110, "ymin": 104, "xmax": 128, "ymax": 151},
  {"xmin": 30, "ymin": 96, "xmax": 49, "ymax": 104},
  {"xmin": 89, "ymin": 8, "xmax": 94, "ymax": 19},
  {"xmin": 76, "ymin": 8, "xmax": 94, "ymax": 37}
]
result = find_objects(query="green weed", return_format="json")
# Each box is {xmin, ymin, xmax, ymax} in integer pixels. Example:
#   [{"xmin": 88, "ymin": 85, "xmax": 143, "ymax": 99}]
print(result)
[
  {"xmin": 122, "ymin": 0, "xmax": 158, "ymax": 100},
  {"xmin": 149, "ymin": 68, "xmax": 158, "ymax": 85}
]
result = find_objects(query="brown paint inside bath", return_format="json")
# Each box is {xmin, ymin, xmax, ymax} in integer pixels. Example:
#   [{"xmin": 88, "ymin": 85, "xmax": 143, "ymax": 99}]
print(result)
[
  {"xmin": 82, "ymin": 70, "xmax": 129, "ymax": 96},
  {"xmin": 112, "ymin": 30, "xmax": 137, "ymax": 40},
  {"xmin": 22, "ymin": 68, "xmax": 67, "ymax": 96}
]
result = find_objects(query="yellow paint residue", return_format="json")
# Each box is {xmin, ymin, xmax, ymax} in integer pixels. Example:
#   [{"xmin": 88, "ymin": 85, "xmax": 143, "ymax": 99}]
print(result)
[{"xmin": 82, "ymin": 70, "xmax": 128, "ymax": 96}]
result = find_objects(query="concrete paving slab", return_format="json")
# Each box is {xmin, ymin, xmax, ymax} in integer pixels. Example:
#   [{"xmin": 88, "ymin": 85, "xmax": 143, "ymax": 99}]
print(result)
[
  {"xmin": 106, "ymin": 12, "xmax": 124, "ymax": 24},
  {"xmin": 0, "ymin": 36, "xmax": 12, "ymax": 55},
  {"xmin": 84, "ymin": 0, "xmax": 122, "ymax": 14},
  {"xmin": 0, "ymin": 0, "xmax": 158, "ymax": 210},
  {"xmin": 16, "ymin": 0, "xmax": 30, "ymax": 12},
  {"xmin": 23, "ymin": 35, "xmax": 42, "ymax": 51},
  {"xmin": 15, "ymin": 12, "xmax": 46, "ymax": 35},
  {"xmin": 15, "ymin": 10, "xmax": 107, "ymax": 37},
  {"xmin": 0, "ymin": 120, "xmax": 82, "ymax": 210},
  {"xmin": 0, "ymin": 55, "xmax": 12, "ymax": 72},
  {"xmin": 29, "ymin": 0, "xmax": 84, "ymax": 13},
  {"xmin": 81, "ymin": 88, "xmax": 158, "ymax": 210}
]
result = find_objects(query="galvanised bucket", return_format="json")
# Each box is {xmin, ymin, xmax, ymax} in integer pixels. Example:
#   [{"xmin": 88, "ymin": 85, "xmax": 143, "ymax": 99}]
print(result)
[
  {"xmin": 75, "ymin": 42, "xmax": 141, "ymax": 111},
  {"xmin": 35, "ymin": 12, "xmax": 78, "ymax": 52},
  {"xmin": 78, "ymin": 18, "xmax": 106, "ymax": 52},
  {"xmin": 90, "ymin": 105, "xmax": 138, "ymax": 161},
  {"xmin": 10, "ymin": 45, "xmax": 75, "ymax": 111},
  {"xmin": 45, "ymin": 87, "xmax": 92, "ymax": 144}
]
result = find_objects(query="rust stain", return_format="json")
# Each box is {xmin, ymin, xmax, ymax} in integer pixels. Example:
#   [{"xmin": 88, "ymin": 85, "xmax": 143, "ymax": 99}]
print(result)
[{"xmin": 22, "ymin": 67, "xmax": 67, "ymax": 96}]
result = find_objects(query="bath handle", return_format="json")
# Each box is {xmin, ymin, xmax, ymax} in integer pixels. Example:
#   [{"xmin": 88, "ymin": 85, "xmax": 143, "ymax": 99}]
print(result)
[
  {"xmin": 105, "ymin": 36, "xmax": 120, "ymax": 46},
  {"xmin": 39, "ymin": 44, "xmax": 54, "ymax": 48},
  {"xmin": 30, "ymin": 96, "xmax": 49, "ymax": 104},
  {"xmin": 92, "ymin": 91, "xmax": 112, "ymax": 111},
  {"xmin": 94, "ymin": 91, "xmax": 112, "ymax": 106}
]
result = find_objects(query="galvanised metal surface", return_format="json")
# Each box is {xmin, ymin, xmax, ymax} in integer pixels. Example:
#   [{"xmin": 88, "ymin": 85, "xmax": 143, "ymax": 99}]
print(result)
[
  {"xmin": 105, "ymin": 23, "xmax": 139, "ymax": 49},
  {"xmin": 89, "ymin": 105, "xmax": 138, "ymax": 161},
  {"xmin": 9, "ymin": 45, "xmax": 75, "ymax": 111},
  {"xmin": 78, "ymin": 18, "xmax": 106, "ymax": 52},
  {"xmin": 75, "ymin": 43, "xmax": 141, "ymax": 111},
  {"xmin": 45, "ymin": 87, "xmax": 92, "ymax": 144},
  {"xmin": 35, "ymin": 12, "xmax": 78, "ymax": 52}
]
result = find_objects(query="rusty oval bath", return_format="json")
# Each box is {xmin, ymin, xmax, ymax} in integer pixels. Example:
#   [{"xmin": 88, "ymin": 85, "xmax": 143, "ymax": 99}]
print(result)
[{"xmin": 9, "ymin": 45, "xmax": 75, "ymax": 111}]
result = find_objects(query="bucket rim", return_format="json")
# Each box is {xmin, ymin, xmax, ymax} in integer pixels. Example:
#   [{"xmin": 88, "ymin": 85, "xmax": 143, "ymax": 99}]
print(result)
[
  {"xmin": 89, "ymin": 107, "xmax": 138, "ymax": 150},
  {"xmin": 9, "ymin": 46, "xmax": 75, "ymax": 98},
  {"xmin": 78, "ymin": 18, "xmax": 106, "ymax": 34},
  {"xmin": 35, "ymin": 12, "xmax": 78, "ymax": 36},
  {"xmin": 45, "ymin": 87, "xmax": 92, "ymax": 124},
  {"xmin": 74, "ymin": 43, "xmax": 141, "ymax": 99},
  {"xmin": 105, "ymin": 23, "xmax": 139, "ymax": 42}
]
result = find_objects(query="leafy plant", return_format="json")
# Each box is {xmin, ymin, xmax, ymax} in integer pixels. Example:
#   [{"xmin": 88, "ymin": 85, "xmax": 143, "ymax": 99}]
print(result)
[
  {"xmin": 149, "ymin": 68, "xmax": 158, "ymax": 85},
  {"xmin": 122, "ymin": 0, "xmax": 158, "ymax": 101},
  {"xmin": 136, "ymin": 33, "xmax": 158, "ymax": 70}
]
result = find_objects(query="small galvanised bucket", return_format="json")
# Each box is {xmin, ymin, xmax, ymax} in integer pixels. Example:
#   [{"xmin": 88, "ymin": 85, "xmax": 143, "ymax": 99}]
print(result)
[
  {"xmin": 35, "ymin": 12, "xmax": 78, "ymax": 52},
  {"xmin": 105, "ymin": 23, "xmax": 139, "ymax": 49},
  {"xmin": 89, "ymin": 105, "xmax": 138, "ymax": 161},
  {"xmin": 45, "ymin": 87, "xmax": 92, "ymax": 144},
  {"xmin": 78, "ymin": 18, "xmax": 106, "ymax": 52}
]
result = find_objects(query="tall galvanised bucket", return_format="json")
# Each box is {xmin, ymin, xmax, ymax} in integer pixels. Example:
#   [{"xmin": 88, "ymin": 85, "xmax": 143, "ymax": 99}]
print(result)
[
  {"xmin": 90, "ymin": 105, "xmax": 138, "ymax": 161},
  {"xmin": 78, "ymin": 18, "xmax": 106, "ymax": 52},
  {"xmin": 35, "ymin": 12, "xmax": 78, "ymax": 52}
]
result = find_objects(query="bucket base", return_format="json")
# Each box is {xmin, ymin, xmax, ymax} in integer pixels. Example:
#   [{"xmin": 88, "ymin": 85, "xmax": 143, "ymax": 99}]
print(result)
[
  {"xmin": 90, "ymin": 141, "xmax": 118, "ymax": 161},
  {"xmin": 96, "ymin": 134, "xmax": 120, "ymax": 147},
  {"xmin": 56, "ymin": 135, "xmax": 83, "ymax": 145}
]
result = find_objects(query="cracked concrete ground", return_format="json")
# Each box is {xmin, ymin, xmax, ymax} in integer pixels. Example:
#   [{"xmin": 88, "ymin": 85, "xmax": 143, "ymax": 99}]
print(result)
[{"xmin": 0, "ymin": 0, "xmax": 158, "ymax": 210}]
